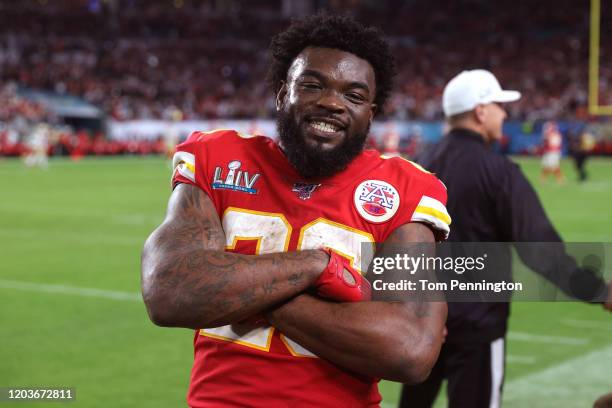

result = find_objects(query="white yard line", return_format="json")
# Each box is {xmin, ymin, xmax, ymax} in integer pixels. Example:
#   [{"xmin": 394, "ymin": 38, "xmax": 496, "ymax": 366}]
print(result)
[
  {"xmin": 0, "ymin": 203, "xmax": 162, "ymax": 227},
  {"xmin": 503, "ymin": 345, "xmax": 612, "ymax": 407},
  {"xmin": 507, "ymin": 331, "xmax": 590, "ymax": 346},
  {"xmin": 561, "ymin": 318, "xmax": 612, "ymax": 331},
  {"xmin": 0, "ymin": 279, "xmax": 141, "ymax": 302},
  {"xmin": 0, "ymin": 227, "xmax": 143, "ymax": 246},
  {"xmin": 383, "ymin": 347, "xmax": 610, "ymax": 407},
  {"xmin": 506, "ymin": 354, "xmax": 537, "ymax": 364}
]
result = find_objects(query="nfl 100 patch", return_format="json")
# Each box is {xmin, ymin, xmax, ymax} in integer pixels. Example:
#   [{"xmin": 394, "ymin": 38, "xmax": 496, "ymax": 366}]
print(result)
[{"xmin": 292, "ymin": 182, "xmax": 321, "ymax": 200}]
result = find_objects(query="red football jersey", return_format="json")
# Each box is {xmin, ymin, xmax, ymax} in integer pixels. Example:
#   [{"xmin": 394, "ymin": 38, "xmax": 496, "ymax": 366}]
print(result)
[
  {"xmin": 542, "ymin": 123, "xmax": 562, "ymax": 153},
  {"xmin": 171, "ymin": 130, "xmax": 451, "ymax": 408}
]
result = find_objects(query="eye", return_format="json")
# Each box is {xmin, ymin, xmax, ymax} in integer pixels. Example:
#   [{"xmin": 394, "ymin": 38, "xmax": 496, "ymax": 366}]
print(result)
[
  {"xmin": 300, "ymin": 82, "xmax": 322, "ymax": 91},
  {"xmin": 346, "ymin": 92, "xmax": 366, "ymax": 104}
]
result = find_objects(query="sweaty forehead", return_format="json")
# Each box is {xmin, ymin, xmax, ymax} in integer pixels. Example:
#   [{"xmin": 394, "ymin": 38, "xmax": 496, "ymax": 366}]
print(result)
[{"xmin": 287, "ymin": 47, "xmax": 376, "ymax": 91}]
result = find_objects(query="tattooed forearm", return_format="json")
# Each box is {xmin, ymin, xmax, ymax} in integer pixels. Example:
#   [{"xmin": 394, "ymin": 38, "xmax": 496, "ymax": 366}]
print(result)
[
  {"xmin": 141, "ymin": 184, "xmax": 329, "ymax": 329},
  {"xmin": 266, "ymin": 294, "xmax": 446, "ymax": 383},
  {"xmin": 262, "ymin": 277, "xmax": 278, "ymax": 295},
  {"xmin": 239, "ymin": 287, "xmax": 257, "ymax": 308},
  {"xmin": 288, "ymin": 272, "xmax": 305, "ymax": 287}
]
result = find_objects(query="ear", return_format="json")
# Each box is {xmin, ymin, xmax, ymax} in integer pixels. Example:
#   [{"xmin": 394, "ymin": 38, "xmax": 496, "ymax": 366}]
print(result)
[
  {"xmin": 276, "ymin": 81, "xmax": 287, "ymax": 111},
  {"xmin": 474, "ymin": 104, "xmax": 486, "ymax": 124},
  {"xmin": 369, "ymin": 103, "xmax": 377, "ymax": 125}
]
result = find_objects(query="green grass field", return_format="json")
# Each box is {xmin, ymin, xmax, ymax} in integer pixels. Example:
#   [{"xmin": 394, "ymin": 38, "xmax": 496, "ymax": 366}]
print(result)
[{"xmin": 1, "ymin": 156, "xmax": 611, "ymax": 407}]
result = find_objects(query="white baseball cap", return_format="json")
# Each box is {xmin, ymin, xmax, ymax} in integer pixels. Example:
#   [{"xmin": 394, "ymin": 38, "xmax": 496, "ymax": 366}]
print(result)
[{"xmin": 442, "ymin": 69, "xmax": 521, "ymax": 117}]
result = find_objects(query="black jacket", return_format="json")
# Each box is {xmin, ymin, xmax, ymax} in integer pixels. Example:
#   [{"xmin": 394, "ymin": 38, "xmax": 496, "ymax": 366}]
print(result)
[{"xmin": 419, "ymin": 127, "xmax": 606, "ymax": 342}]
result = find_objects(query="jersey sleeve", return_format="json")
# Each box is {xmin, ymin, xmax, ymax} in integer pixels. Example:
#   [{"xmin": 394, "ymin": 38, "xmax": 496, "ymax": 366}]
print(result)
[
  {"xmin": 171, "ymin": 131, "xmax": 214, "ymax": 198},
  {"xmin": 410, "ymin": 175, "xmax": 451, "ymax": 241}
]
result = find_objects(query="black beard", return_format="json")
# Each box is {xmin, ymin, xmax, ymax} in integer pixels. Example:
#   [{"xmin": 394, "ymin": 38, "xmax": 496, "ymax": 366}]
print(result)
[{"xmin": 276, "ymin": 109, "xmax": 369, "ymax": 179}]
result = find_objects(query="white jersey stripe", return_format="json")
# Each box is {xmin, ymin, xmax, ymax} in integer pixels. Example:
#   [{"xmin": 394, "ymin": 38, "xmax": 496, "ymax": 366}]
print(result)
[
  {"xmin": 411, "ymin": 195, "xmax": 451, "ymax": 239},
  {"xmin": 411, "ymin": 212, "xmax": 450, "ymax": 238},
  {"xmin": 172, "ymin": 151, "xmax": 196, "ymax": 182},
  {"xmin": 419, "ymin": 195, "xmax": 449, "ymax": 215}
]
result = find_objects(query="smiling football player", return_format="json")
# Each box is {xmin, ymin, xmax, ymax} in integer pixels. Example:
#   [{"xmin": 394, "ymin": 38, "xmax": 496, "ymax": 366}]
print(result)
[{"xmin": 142, "ymin": 13, "xmax": 451, "ymax": 408}]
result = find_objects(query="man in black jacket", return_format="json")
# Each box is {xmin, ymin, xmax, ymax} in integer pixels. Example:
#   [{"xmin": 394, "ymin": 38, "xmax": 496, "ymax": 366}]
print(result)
[{"xmin": 399, "ymin": 69, "xmax": 612, "ymax": 408}]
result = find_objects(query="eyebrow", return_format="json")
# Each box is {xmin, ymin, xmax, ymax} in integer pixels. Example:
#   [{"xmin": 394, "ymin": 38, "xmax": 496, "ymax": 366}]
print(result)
[{"xmin": 299, "ymin": 69, "xmax": 371, "ymax": 93}]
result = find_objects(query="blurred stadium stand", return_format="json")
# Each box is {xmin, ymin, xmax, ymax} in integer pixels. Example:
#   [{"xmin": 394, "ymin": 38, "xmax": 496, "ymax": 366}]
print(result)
[{"xmin": 1, "ymin": 0, "xmax": 612, "ymax": 156}]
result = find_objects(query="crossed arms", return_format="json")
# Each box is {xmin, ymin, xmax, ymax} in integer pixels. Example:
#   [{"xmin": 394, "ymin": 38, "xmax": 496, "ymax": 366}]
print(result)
[{"xmin": 141, "ymin": 183, "xmax": 447, "ymax": 383}]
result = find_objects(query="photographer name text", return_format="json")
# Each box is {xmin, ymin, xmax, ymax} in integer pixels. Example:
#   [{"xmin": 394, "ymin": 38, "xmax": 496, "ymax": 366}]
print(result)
[{"xmin": 372, "ymin": 279, "xmax": 523, "ymax": 293}]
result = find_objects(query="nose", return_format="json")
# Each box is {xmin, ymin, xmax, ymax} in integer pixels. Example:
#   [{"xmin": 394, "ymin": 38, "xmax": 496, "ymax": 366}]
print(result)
[{"xmin": 316, "ymin": 89, "xmax": 346, "ymax": 113}]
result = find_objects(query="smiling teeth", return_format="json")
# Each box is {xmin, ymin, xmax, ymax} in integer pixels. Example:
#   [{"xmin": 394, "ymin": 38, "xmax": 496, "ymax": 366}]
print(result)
[{"xmin": 311, "ymin": 121, "xmax": 339, "ymax": 133}]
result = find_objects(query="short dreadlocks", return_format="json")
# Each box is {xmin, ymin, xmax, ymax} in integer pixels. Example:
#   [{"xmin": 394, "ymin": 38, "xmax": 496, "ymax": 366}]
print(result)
[{"xmin": 267, "ymin": 13, "xmax": 396, "ymax": 116}]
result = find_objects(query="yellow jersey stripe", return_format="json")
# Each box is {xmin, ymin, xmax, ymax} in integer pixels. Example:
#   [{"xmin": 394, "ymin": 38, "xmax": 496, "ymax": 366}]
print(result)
[
  {"xmin": 183, "ymin": 161, "xmax": 195, "ymax": 173},
  {"xmin": 414, "ymin": 205, "xmax": 452, "ymax": 225}
]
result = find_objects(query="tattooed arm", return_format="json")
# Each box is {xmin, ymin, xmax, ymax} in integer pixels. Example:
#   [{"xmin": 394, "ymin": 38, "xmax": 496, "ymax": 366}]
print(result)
[
  {"xmin": 265, "ymin": 222, "xmax": 447, "ymax": 384},
  {"xmin": 141, "ymin": 183, "xmax": 328, "ymax": 329}
]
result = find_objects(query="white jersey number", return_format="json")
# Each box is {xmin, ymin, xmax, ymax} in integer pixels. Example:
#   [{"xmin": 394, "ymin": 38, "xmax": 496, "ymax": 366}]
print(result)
[{"xmin": 200, "ymin": 208, "xmax": 375, "ymax": 358}]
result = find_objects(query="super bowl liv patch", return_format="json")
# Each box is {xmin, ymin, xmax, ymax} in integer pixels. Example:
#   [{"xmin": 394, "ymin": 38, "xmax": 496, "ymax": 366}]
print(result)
[
  {"xmin": 212, "ymin": 160, "xmax": 260, "ymax": 194},
  {"xmin": 354, "ymin": 179, "xmax": 400, "ymax": 223}
]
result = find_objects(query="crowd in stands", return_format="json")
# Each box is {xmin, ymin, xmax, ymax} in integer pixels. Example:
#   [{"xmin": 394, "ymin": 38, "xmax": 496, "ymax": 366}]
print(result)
[
  {"xmin": 1, "ymin": 0, "xmax": 611, "ymax": 123},
  {"xmin": 0, "ymin": 84, "xmax": 166, "ymax": 157}
]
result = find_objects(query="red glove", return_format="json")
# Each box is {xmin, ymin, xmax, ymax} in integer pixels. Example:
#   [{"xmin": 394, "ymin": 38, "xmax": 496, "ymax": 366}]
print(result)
[{"xmin": 315, "ymin": 248, "xmax": 372, "ymax": 302}]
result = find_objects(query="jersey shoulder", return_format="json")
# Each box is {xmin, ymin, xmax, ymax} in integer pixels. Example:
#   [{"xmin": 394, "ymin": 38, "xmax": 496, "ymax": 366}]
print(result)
[
  {"xmin": 174, "ymin": 128, "xmax": 275, "ymax": 165},
  {"xmin": 172, "ymin": 129, "xmax": 274, "ymax": 188},
  {"xmin": 380, "ymin": 154, "xmax": 447, "ymax": 192},
  {"xmin": 179, "ymin": 129, "xmax": 272, "ymax": 150},
  {"xmin": 379, "ymin": 155, "xmax": 451, "ymax": 240}
]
